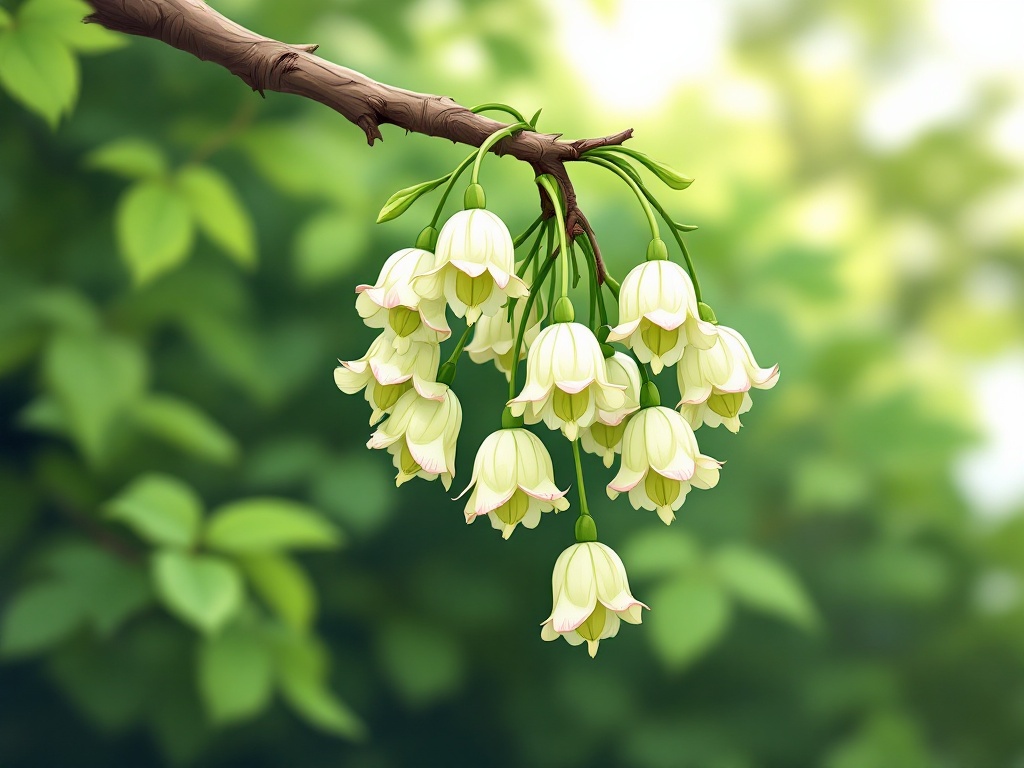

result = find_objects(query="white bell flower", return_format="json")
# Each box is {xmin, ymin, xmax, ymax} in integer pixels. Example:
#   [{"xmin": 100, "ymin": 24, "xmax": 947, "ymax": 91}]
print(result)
[
  {"xmin": 540, "ymin": 541, "xmax": 647, "ymax": 658},
  {"xmin": 334, "ymin": 334, "xmax": 445, "ymax": 424},
  {"xmin": 355, "ymin": 247, "xmax": 451, "ymax": 353},
  {"xmin": 677, "ymin": 325, "xmax": 780, "ymax": 432},
  {"xmin": 367, "ymin": 387, "xmax": 462, "ymax": 490},
  {"xmin": 458, "ymin": 428, "xmax": 569, "ymax": 538},
  {"xmin": 579, "ymin": 352, "xmax": 642, "ymax": 467},
  {"xmin": 508, "ymin": 322, "xmax": 627, "ymax": 440},
  {"xmin": 412, "ymin": 209, "xmax": 529, "ymax": 325},
  {"xmin": 464, "ymin": 295, "xmax": 543, "ymax": 379},
  {"xmin": 607, "ymin": 406, "xmax": 721, "ymax": 525},
  {"xmin": 607, "ymin": 260, "xmax": 717, "ymax": 373}
]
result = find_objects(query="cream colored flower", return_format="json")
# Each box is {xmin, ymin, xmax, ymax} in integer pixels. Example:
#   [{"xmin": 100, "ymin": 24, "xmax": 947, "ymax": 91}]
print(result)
[
  {"xmin": 412, "ymin": 209, "xmax": 529, "ymax": 324},
  {"xmin": 458, "ymin": 428, "xmax": 569, "ymax": 538},
  {"xmin": 464, "ymin": 295, "xmax": 543, "ymax": 379},
  {"xmin": 367, "ymin": 387, "xmax": 462, "ymax": 490},
  {"xmin": 579, "ymin": 352, "xmax": 642, "ymax": 467},
  {"xmin": 677, "ymin": 325, "xmax": 780, "ymax": 432},
  {"xmin": 540, "ymin": 542, "xmax": 647, "ymax": 658},
  {"xmin": 334, "ymin": 334, "xmax": 445, "ymax": 424},
  {"xmin": 355, "ymin": 247, "xmax": 451, "ymax": 353},
  {"xmin": 607, "ymin": 406, "xmax": 721, "ymax": 525},
  {"xmin": 606, "ymin": 260, "xmax": 717, "ymax": 373},
  {"xmin": 508, "ymin": 322, "xmax": 627, "ymax": 440}
]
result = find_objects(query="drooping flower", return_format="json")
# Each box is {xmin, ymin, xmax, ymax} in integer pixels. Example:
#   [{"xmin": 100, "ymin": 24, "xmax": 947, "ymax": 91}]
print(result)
[
  {"xmin": 677, "ymin": 325, "xmax": 780, "ymax": 432},
  {"xmin": 412, "ymin": 209, "xmax": 529, "ymax": 324},
  {"xmin": 458, "ymin": 428, "xmax": 569, "ymax": 538},
  {"xmin": 540, "ymin": 541, "xmax": 647, "ymax": 658},
  {"xmin": 607, "ymin": 406, "xmax": 721, "ymax": 525},
  {"xmin": 579, "ymin": 352, "xmax": 642, "ymax": 467},
  {"xmin": 355, "ymin": 247, "xmax": 451, "ymax": 352},
  {"xmin": 606, "ymin": 260, "xmax": 717, "ymax": 373},
  {"xmin": 464, "ymin": 294, "xmax": 544, "ymax": 379},
  {"xmin": 508, "ymin": 322, "xmax": 627, "ymax": 440},
  {"xmin": 334, "ymin": 334, "xmax": 445, "ymax": 424},
  {"xmin": 367, "ymin": 387, "xmax": 462, "ymax": 490}
]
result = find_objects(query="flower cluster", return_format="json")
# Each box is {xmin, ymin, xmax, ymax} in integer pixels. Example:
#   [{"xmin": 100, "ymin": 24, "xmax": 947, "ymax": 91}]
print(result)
[{"xmin": 335, "ymin": 133, "xmax": 778, "ymax": 658}]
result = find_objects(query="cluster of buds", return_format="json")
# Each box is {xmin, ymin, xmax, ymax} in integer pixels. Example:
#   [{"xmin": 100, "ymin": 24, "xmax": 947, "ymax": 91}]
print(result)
[{"xmin": 335, "ymin": 119, "xmax": 778, "ymax": 657}]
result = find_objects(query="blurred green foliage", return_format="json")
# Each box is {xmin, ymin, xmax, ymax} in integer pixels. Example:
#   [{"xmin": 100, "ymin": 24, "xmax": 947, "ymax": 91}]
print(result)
[{"xmin": 2, "ymin": 0, "xmax": 1024, "ymax": 765}]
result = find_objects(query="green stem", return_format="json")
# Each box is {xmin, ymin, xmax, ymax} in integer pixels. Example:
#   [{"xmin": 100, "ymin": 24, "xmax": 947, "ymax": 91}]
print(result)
[
  {"xmin": 535, "ymin": 175, "xmax": 570, "ymax": 300},
  {"xmin": 582, "ymin": 156, "xmax": 660, "ymax": 240},
  {"xmin": 471, "ymin": 122, "xmax": 530, "ymax": 186},
  {"xmin": 430, "ymin": 151, "xmax": 477, "ymax": 228},
  {"xmin": 517, "ymin": 219, "xmax": 548, "ymax": 280},
  {"xmin": 514, "ymin": 214, "xmax": 544, "ymax": 249},
  {"xmin": 508, "ymin": 251, "xmax": 557, "ymax": 401},
  {"xmin": 446, "ymin": 324, "xmax": 473, "ymax": 366},
  {"xmin": 470, "ymin": 103, "xmax": 527, "ymax": 124},
  {"xmin": 571, "ymin": 440, "xmax": 590, "ymax": 517},
  {"xmin": 576, "ymin": 235, "xmax": 608, "ymax": 326}
]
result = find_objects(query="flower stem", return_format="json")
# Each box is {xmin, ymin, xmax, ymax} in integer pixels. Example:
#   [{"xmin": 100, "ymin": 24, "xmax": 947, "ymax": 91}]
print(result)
[
  {"xmin": 507, "ymin": 249, "xmax": 557, "ymax": 401},
  {"xmin": 571, "ymin": 440, "xmax": 596, "ymax": 543},
  {"xmin": 576, "ymin": 234, "xmax": 608, "ymax": 327},
  {"xmin": 535, "ymin": 174, "xmax": 570, "ymax": 301},
  {"xmin": 470, "ymin": 102, "xmax": 527, "ymax": 124},
  {"xmin": 430, "ymin": 151, "xmax": 477, "ymax": 228},
  {"xmin": 583, "ymin": 155, "xmax": 660, "ymax": 241},
  {"xmin": 471, "ymin": 122, "xmax": 530, "ymax": 186},
  {"xmin": 514, "ymin": 214, "xmax": 544, "ymax": 249},
  {"xmin": 437, "ymin": 324, "xmax": 473, "ymax": 386}
]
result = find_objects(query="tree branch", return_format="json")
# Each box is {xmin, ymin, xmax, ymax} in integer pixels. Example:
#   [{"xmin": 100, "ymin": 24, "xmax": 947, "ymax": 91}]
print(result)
[{"xmin": 83, "ymin": 0, "xmax": 632, "ymax": 279}]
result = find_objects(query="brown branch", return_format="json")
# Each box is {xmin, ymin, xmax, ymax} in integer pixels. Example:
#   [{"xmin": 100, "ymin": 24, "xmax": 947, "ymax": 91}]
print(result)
[{"xmin": 82, "ymin": 0, "xmax": 632, "ymax": 278}]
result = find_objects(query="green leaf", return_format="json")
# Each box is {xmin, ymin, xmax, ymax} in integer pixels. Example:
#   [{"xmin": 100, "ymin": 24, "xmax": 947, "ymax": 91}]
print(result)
[
  {"xmin": 293, "ymin": 209, "xmax": 368, "ymax": 285},
  {"xmin": 0, "ymin": 582, "xmax": 84, "ymax": 657},
  {"xmin": 712, "ymin": 545, "xmax": 819, "ymax": 631},
  {"xmin": 85, "ymin": 137, "xmax": 168, "ymax": 180},
  {"xmin": 621, "ymin": 528, "xmax": 701, "ymax": 580},
  {"xmin": 0, "ymin": 25, "xmax": 78, "ymax": 128},
  {"xmin": 597, "ymin": 146, "xmax": 694, "ymax": 189},
  {"xmin": 152, "ymin": 551, "xmax": 242, "ymax": 634},
  {"xmin": 130, "ymin": 394, "xmax": 238, "ymax": 465},
  {"xmin": 115, "ymin": 180, "xmax": 195, "ymax": 285},
  {"xmin": 18, "ymin": 0, "xmax": 125, "ymax": 53},
  {"xmin": 275, "ymin": 634, "xmax": 366, "ymax": 740},
  {"xmin": 205, "ymin": 498, "xmax": 342, "ymax": 554},
  {"xmin": 176, "ymin": 165, "xmax": 257, "ymax": 268},
  {"xmin": 43, "ymin": 331, "xmax": 147, "ymax": 463},
  {"xmin": 376, "ymin": 176, "xmax": 448, "ymax": 223},
  {"xmin": 105, "ymin": 473, "xmax": 204, "ymax": 548},
  {"xmin": 647, "ymin": 575, "xmax": 731, "ymax": 671},
  {"xmin": 238, "ymin": 554, "xmax": 317, "ymax": 632},
  {"xmin": 198, "ymin": 625, "xmax": 273, "ymax": 724}
]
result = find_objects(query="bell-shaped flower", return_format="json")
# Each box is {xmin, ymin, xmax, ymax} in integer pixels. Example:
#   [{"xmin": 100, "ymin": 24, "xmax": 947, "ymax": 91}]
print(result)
[
  {"xmin": 464, "ymin": 294, "xmax": 544, "ymax": 379},
  {"xmin": 508, "ymin": 322, "xmax": 627, "ymax": 440},
  {"xmin": 334, "ymin": 334, "xmax": 445, "ymax": 424},
  {"xmin": 606, "ymin": 260, "xmax": 717, "ymax": 373},
  {"xmin": 540, "ymin": 541, "xmax": 647, "ymax": 658},
  {"xmin": 367, "ymin": 387, "xmax": 462, "ymax": 490},
  {"xmin": 677, "ymin": 325, "xmax": 780, "ymax": 432},
  {"xmin": 579, "ymin": 352, "xmax": 642, "ymax": 467},
  {"xmin": 607, "ymin": 406, "xmax": 721, "ymax": 525},
  {"xmin": 458, "ymin": 428, "xmax": 569, "ymax": 538},
  {"xmin": 355, "ymin": 247, "xmax": 451, "ymax": 353},
  {"xmin": 412, "ymin": 209, "xmax": 529, "ymax": 325}
]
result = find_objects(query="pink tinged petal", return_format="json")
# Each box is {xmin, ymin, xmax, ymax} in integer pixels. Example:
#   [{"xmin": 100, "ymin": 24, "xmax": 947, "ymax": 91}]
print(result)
[
  {"xmin": 606, "ymin": 318, "xmax": 641, "ymax": 341},
  {"xmin": 558, "ymin": 378, "xmax": 596, "ymax": 395},
  {"xmin": 644, "ymin": 307, "xmax": 687, "ymax": 331},
  {"xmin": 412, "ymin": 377, "xmax": 447, "ymax": 402},
  {"xmin": 620, "ymin": 602, "xmax": 647, "ymax": 625},
  {"xmin": 450, "ymin": 258, "xmax": 489, "ymax": 278},
  {"xmin": 753, "ymin": 363, "xmax": 781, "ymax": 389},
  {"xmin": 540, "ymin": 621, "xmax": 560, "ymax": 642},
  {"xmin": 607, "ymin": 464, "xmax": 645, "ymax": 494}
]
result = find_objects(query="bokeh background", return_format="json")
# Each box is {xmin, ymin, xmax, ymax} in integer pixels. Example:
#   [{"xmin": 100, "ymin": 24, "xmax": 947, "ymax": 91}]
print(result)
[{"xmin": 2, "ymin": 0, "xmax": 1024, "ymax": 765}]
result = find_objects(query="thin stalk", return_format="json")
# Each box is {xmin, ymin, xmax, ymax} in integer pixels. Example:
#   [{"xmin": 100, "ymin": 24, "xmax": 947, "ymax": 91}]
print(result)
[
  {"xmin": 536, "ymin": 175, "xmax": 570, "ymax": 300},
  {"xmin": 514, "ymin": 214, "xmax": 544, "ymax": 248},
  {"xmin": 445, "ymin": 324, "xmax": 473, "ymax": 367},
  {"xmin": 508, "ymin": 252, "xmax": 557, "ymax": 401},
  {"xmin": 577, "ymin": 235, "xmax": 609, "ymax": 326},
  {"xmin": 472, "ymin": 122, "xmax": 530, "ymax": 186},
  {"xmin": 430, "ymin": 151, "xmax": 477, "ymax": 228},
  {"xmin": 582, "ymin": 155, "xmax": 660, "ymax": 241},
  {"xmin": 470, "ymin": 102, "xmax": 527, "ymax": 124},
  {"xmin": 571, "ymin": 440, "xmax": 591, "ymax": 516}
]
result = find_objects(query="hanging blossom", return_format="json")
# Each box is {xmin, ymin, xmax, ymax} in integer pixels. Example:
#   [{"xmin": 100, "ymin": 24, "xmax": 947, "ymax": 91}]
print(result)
[
  {"xmin": 508, "ymin": 322, "xmax": 627, "ymax": 440},
  {"xmin": 607, "ymin": 259, "xmax": 716, "ymax": 373},
  {"xmin": 677, "ymin": 325, "xmax": 780, "ymax": 432},
  {"xmin": 464, "ymin": 294, "xmax": 544, "ymax": 379},
  {"xmin": 607, "ymin": 406, "xmax": 721, "ymax": 525},
  {"xmin": 458, "ymin": 428, "xmax": 569, "ymax": 539},
  {"xmin": 580, "ymin": 352, "xmax": 642, "ymax": 468},
  {"xmin": 334, "ymin": 334, "xmax": 445, "ymax": 424},
  {"xmin": 355, "ymin": 247, "xmax": 451, "ymax": 353},
  {"xmin": 412, "ymin": 209, "xmax": 529, "ymax": 324},
  {"xmin": 541, "ymin": 541, "xmax": 647, "ymax": 658},
  {"xmin": 367, "ymin": 387, "xmax": 462, "ymax": 489}
]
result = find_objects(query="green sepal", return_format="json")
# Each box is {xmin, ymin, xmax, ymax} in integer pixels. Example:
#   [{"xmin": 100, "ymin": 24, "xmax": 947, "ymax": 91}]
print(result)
[
  {"xmin": 596, "ymin": 325, "xmax": 611, "ymax": 344},
  {"xmin": 698, "ymin": 302, "xmax": 718, "ymax": 324},
  {"xmin": 674, "ymin": 222, "xmax": 699, "ymax": 232},
  {"xmin": 377, "ymin": 176, "xmax": 448, "ymax": 223},
  {"xmin": 600, "ymin": 342, "xmax": 615, "ymax": 359},
  {"xmin": 597, "ymin": 147, "xmax": 694, "ymax": 190},
  {"xmin": 552, "ymin": 296, "xmax": 575, "ymax": 324},
  {"xmin": 575, "ymin": 515, "xmax": 598, "ymax": 543},
  {"xmin": 528, "ymin": 108, "xmax": 542, "ymax": 129},
  {"xmin": 416, "ymin": 226, "xmax": 438, "ymax": 251},
  {"xmin": 463, "ymin": 183, "xmax": 486, "ymax": 210},
  {"xmin": 640, "ymin": 381, "xmax": 661, "ymax": 409},
  {"xmin": 501, "ymin": 407, "xmax": 524, "ymax": 429},
  {"xmin": 437, "ymin": 362, "xmax": 457, "ymax": 386},
  {"xmin": 646, "ymin": 238, "xmax": 669, "ymax": 261}
]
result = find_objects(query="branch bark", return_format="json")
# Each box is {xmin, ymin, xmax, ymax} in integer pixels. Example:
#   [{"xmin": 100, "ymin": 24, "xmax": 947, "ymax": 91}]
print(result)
[{"xmin": 83, "ymin": 0, "xmax": 631, "ymax": 278}]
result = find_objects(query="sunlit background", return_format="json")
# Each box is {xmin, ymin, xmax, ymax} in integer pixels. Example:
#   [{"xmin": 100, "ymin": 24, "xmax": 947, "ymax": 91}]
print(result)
[{"xmin": 2, "ymin": 0, "xmax": 1023, "ymax": 765}]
